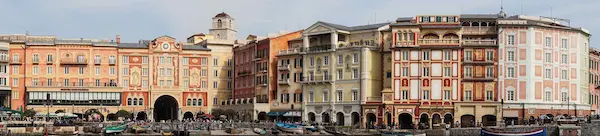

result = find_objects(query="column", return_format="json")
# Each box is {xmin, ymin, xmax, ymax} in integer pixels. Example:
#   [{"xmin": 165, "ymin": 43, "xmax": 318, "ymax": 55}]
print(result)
[
  {"xmin": 330, "ymin": 32, "xmax": 338, "ymax": 115},
  {"xmin": 360, "ymin": 48, "xmax": 368, "ymax": 103}
]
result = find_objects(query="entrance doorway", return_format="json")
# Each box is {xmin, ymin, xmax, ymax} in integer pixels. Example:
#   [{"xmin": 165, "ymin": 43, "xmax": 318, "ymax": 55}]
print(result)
[
  {"xmin": 351, "ymin": 112, "xmax": 359, "ymax": 126},
  {"xmin": 398, "ymin": 113, "xmax": 413, "ymax": 129},
  {"xmin": 153, "ymin": 95, "xmax": 179, "ymax": 122},
  {"xmin": 482, "ymin": 115, "xmax": 497, "ymax": 126},
  {"xmin": 461, "ymin": 115, "xmax": 476, "ymax": 127},
  {"xmin": 336, "ymin": 112, "xmax": 344, "ymax": 126},
  {"xmin": 366, "ymin": 113, "xmax": 377, "ymax": 129},
  {"xmin": 136, "ymin": 112, "xmax": 147, "ymax": 121}
]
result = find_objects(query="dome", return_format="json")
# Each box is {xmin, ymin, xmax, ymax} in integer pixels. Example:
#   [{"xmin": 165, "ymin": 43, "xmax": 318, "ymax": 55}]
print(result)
[{"xmin": 215, "ymin": 12, "xmax": 231, "ymax": 18}]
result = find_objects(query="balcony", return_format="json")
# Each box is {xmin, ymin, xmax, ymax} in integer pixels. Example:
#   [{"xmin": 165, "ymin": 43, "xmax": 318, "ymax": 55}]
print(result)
[
  {"xmin": 277, "ymin": 79, "xmax": 290, "ymax": 84},
  {"xmin": 258, "ymin": 69, "xmax": 267, "ymax": 73},
  {"xmin": 367, "ymin": 97, "xmax": 382, "ymax": 102},
  {"xmin": 47, "ymin": 59, "xmax": 53, "ymax": 64},
  {"xmin": 94, "ymin": 59, "xmax": 101, "ymax": 65},
  {"xmin": 32, "ymin": 59, "xmax": 39, "ymax": 64},
  {"xmin": 462, "ymin": 26, "xmax": 497, "ymax": 35},
  {"xmin": 27, "ymin": 82, "xmax": 119, "ymax": 88},
  {"xmin": 394, "ymin": 41, "xmax": 417, "ymax": 47},
  {"xmin": 277, "ymin": 64, "xmax": 290, "ymax": 71},
  {"xmin": 61, "ymin": 58, "xmax": 88, "ymax": 65},
  {"xmin": 418, "ymin": 39, "xmax": 460, "ymax": 45},
  {"xmin": 0, "ymin": 57, "xmax": 9, "ymax": 63},
  {"xmin": 238, "ymin": 71, "xmax": 250, "ymax": 76},
  {"xmin": 462, "ymin": 39, "xmax": 497, "ymax": 46},
  {"xmin": 462, "ymin": 77, "xmax": 494, "ymax": 82},
  {"xmin": 462, "ymin": 60, "xmax": 494, "ymax": 65},
  {"xmin": 337, "ymin": 43, "xmax": 380, "ymax": 50},
  {"xmin": 108, "ymin": 59, "xmax": 116, "ymax": 65},
  {"xmin": 278, "ymin": 48, "xmax": 304, "ymax": 56},
  {"xmin": 302, "ymin": 75, "xmax": 332, "ymax": 84},
  {"xmin": 254, "ymin": 57, "xmax": 263, "ymax": 61},
  {"xmin": 307, "ymin": 45, "xmax": 333, "ymax": 54},
  {"xmin": 10, "ymin": 58, "xmax": 22, "ymax": 65}
]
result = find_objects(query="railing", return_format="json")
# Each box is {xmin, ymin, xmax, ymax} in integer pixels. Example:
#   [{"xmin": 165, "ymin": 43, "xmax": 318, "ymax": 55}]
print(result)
[
  {"xmin": 94, "ymin": 59, "xmax": 101, "ymax": 65},
  {"xmin": 462, "ymin": 39, "xmax": 497, "ymax": 46},
  {"xmin": 108, "ymin": 59, "xmax": 116, "ymax": 65},
  {"xmin": 27, "ymin": 82, "xmax": 119, "ymax": 88},
  {"xmin": 277, "ymin": 64, "xmax": 289, "ymax": 70},
  {"xmin": 307, "ymin": 45, "xmax": 333, "ymax": 53},
  {"xmin": 10, "ymin": 58, "xmax": 22, "ymax": 64},
  {"xmin": 462, "ymin": 26, "xmax": 497, "ymax": 35},
  {"xmin": 60, "ymin": 58, "xmax": 88, "ymax": 65},
  {"xmin": 278, "ymin": 48, "xmax": 304, "ymax": 55},
  {"xmin": 0, "ymin": 57, "xmax": 9, "ymax": 63},
  {"xmin": 367, "ymin": 97, "xmax": 382, "ymax": 101},
  {"xmin": 47, "ymin": 59, "xmax": 53, "ymax": 64},
  {"xmin": 302, "ymin": 75, "xmax": 332, "ymax": 83},
  {"xmin": 277, "ymin": 78, "xmax": 289, "ymax": 84},
  {"xmin": 238, "ymin": 71, "xmax": 250, "ymax": 76},
  {"xmin": 258, "ymin": 69, "xmax": 267, "ymax": 73},
  {"xmin": 395, "ymin": 41, "xmax": 416, "ymax": 47},
  {"xmin": 32, "ymin": 59, "xmax": 39, "ymax": 64},
  {"xmin": 337, "ymin": 43, "xmax": 380, "ymax": 49},
  {"xmin": 418, "ymin": 39, "xmax": 460, "ymax": 45}
]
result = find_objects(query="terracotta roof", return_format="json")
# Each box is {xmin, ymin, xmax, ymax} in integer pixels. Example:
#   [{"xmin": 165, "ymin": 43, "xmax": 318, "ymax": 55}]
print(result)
[
  {"xmin": 192, "ymin": 33, "xmax": 205, "ymax": 36},
  {"xmin": 215, "ymin": 12, "xmax": 231, "ymax": 18}
]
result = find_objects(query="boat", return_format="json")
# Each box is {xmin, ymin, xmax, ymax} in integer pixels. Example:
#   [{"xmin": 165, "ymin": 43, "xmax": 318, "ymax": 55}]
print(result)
[
  {"xmin": 132, "ymin": 123, "xmax": 152, "ymax": 133},
  {"xmin": 253, "ymin": 128, "xmax": 267, "ymax": 135},
  {"xmin": 380, "ymin": 131, "xmax": 426, "ymax": 136},
  {"xmin": 105, "ymin": 124, "xmax": 127, "ymax": 134},
  {"xmin": 276, "ymin": 122, "xmax": 304, "ymax": 134},
  {"xmin": 297, "ymin": 123, "xmax": 317, "ymax": 131},
  {"xmin": 481, "ymin": 128, "xmax": 546, "ymax": 136}
]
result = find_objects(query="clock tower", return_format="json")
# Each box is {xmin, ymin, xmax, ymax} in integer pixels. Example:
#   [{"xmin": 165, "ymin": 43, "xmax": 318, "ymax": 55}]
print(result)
[{"xmin": 209, "ymin": 12, "xmax": 237, "ymax": 40}]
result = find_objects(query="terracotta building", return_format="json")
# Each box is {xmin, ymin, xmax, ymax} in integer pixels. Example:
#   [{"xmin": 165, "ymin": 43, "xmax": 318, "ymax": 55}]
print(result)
[{"xmin": 590, "ymin": 48, "xmax": 600, "ymax": 114}]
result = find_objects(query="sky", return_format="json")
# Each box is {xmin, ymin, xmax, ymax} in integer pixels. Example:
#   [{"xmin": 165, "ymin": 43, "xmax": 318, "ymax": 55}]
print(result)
[{"xmin": 0, "ymin": 0, "xmax": 597, "ymax": 47}]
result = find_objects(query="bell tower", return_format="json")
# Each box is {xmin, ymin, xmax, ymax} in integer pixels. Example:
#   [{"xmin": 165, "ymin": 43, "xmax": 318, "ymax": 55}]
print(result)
[{"xmin": 209, "ymin": 12, "xmax": 237, "ymax": 40}]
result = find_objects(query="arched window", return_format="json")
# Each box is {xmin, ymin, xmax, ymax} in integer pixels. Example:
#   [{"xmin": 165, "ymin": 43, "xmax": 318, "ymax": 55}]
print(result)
[
  {"xmin": 472, "ymin": 22, "xmax": 480, "ymax": 26},
  {"xmin": 561, "ymin": 88, "xmax": 569, "ymax": 102},
  {"xmin": 187, "ymin": 99, "xmax": 191, "ymax": 106},
  {"xmin": 481, "ymin": 22, "xmax": 488, "ymax": 26},
  {"xmin": 133, "ymin": 98, "xmax": 138, "ymax": 105},
  {"xmin": 544, "ymin": 88, "xmax": 553, "ymax": 102},
  {"xmin": 198, "ymin": 99, "xmax": 203, "ymax": 106},
  {"xmin": 127, "ymin": 98, "xmax": 132, "ymax": 105},
  {"xmin": 139, "ymin": 98, "xmax": 144, "ymax": 106},
  {"xmin": 193, "ymin": 99, "xmax": 197, "ymax": 106},
  {"xmin": 217, "ymin": 19, "xmax": 223, "ymax": 28}
]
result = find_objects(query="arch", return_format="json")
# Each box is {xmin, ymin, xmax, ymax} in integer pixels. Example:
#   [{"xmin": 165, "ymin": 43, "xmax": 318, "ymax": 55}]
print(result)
[
  {"xmin": 419, "ymin": 113, "xmax": 430, "ymax": 129},
  {"xmin": 544, "ymin": 87, "xmax": 553, "ymax": 101},
  {"xmin": 442, "ymin": 33, "xmax": 459, "ymax": 39},
  {"xmin": 136, "ymin": 112, "xmax": 147, "ymax": 121},
  {"xmin": 258, "ymin": 112, "xmax": 268, "ymax": 121},
  {"xmin": 84, "ymin": 109, "xmax": 104, "ymax": 122},
  {"xmin": 193, "ymin": 99, "xmax": 197, "ymax": 106},
  {"xmin": 107, "ymin": 113, "xmax": 117, "ymax": 121},
  {"xmin": 133, "ymin": 98, "xmax": 138, "ymax": 105},
  {"xmin": 183, "ymin": 111, "xmax": 194, "ymax": 120},
  {"xmin": 322, "ymin": 112, "xmax": 331, "ymax": 123},
  {"xmin": 461, "ymin": 114, "xmax": 476, "ymax": 128},
  {"xmin": 489, "ymin": 22, "xmax": 496, "ymax": 26},
  {"xmin": 187, "ymin": 99, "xmax": 191, "ymax": 106},
  {"xmin": 432, "ymin": 113, "xmax": 442, "ymax": 125},
  {"xmin": 398, "ymin": 113, "xmax": 413, "ymax": 129},
  {"xmin": 127, "ymin": 98, "xmax": 132, "ymax": 105},
  {"xmin": 386, "ymin": 112, "xmax": 392, "ymax": 126},
  {"xmin": 336, "ymin": 112, "xmax": 345, "ymax": 126},
  {"xmin": 217, "ymin": 19, "xmax": 223, "ymax": 28},
  {"xmin": 308, "ymin": 112, "xmax": 316, "ymax": 123},
  {"xmin": 482, "ymin": 114, "xmax": 497, "ymax": 126},
  {"xmin": 351, "ymin": 112, "xmax": 360, "ymax": 125},
  {"xmin": 153, "ymin": 95, "xmax": 179, "ymax": 122},
  {"xmin": 480, "ymin": 22, "xmax": 488, "ymax": 26},
  {"xmin": 422, "ymin": 33, "xmax": 439, "ymax": 39},
  {"xmin": 139, "ymin": 98, "xmax": 144, "ymax": 106},
  {"xmin": 443, "ymin": 113, "xmax": 454, "ymax": 127},
  {"xmin": 366, "ymin": 113, "xmax": 377, "ymax": 129},
  {"xmin": 198, "ymin": 98, "xmax": 203, "ymax": 106},
  {"xmin": 461, "ymin": 22, "xmax": 471, "ymax": 26},
  {"xmin": 472, "ymin": 22, "xmax": 480, "ymax": 26}
]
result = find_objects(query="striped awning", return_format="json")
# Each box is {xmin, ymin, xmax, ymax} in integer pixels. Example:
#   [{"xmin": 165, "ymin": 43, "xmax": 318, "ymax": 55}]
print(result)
[{"xmin": 283, "ymin": 111, "xmax": 301, "ymax": 117}]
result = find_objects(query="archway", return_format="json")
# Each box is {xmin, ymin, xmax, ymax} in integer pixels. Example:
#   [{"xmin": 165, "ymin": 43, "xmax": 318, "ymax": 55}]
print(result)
[
  {"xmin": 461, "ymin": 115, "xmax": 475, "ymax": 128},
  {"xmin": 136, "ymin": 112, "xmax": 147, "ymax": 121},
  {"xmin": 336, "ymin": 112, "xmax": 345, "ymax": 126},
  {"xmin": 398, "ymin": 113, "xmax": 413, "ymax": 129},
  {"xmin": 308, "ymin": 112, "xmax": 316, "ymax": 123},
  {"xmin": 84, "ymin": 109, "xmax": 104, "ymax": 122},
  {"xmin": 183, "ymin": 112, "xmax": 194, "ymax": 120},
  {"xmin": 351, "ymin": 112, "xmax": 359, "ymax": 125},
  {"xmin": 432, "ymin": 113, "xmax": 442, "ymax": 126},
  {"xmin": 482, "ymin": 115, "xmax": 497, "ymax": 126},
  {"xmin": 386, "ymin": 112, "xmax": 392, "ymax": 126},
  {"xmin": 322, "ymin": 112, "xmax": 330, "ymax": 123},
  {"xmin": 153, "ymin": 95, "xmax": 179, "ymax": 122},
  {"xmin": 443, "ymin": 113, "xmax": 454, "ymax": 127},
  {"xmin": 419, "ymin": 114, "xmax": 430, "ymax": 129},
  {"xmin": 107, "ymin": 113, "xmax": 117, "ymax": 121},
  {"xmin": 366, "ymin": 113, "xmax": 377, "ymax": 129},
  {"xmin": 258, "ymin": 112, "xmax": 267, "ymax": 121}
]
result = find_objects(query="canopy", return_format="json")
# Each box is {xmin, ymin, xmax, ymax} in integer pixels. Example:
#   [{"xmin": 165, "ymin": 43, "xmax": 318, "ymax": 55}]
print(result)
[
  {"xmin": 35, "ymin": 112, "xmax": 57, "ymax": 117},
  {"xmin": 283, "ymin": 111, "xmax": 302, "ymax": 117},
  {"xmin": 0, "ymin": 107, "xmax": 22, "ymax": 114},
  {"xmin": 56, "ymin": 113, "xmax": 78, "ymax": 118},
  {"xmin": 199, "ymin": 114, "xmax": 214, "ymax": 119},
  {"xmin": 267, "ymin": 112, "xmax": 285, "ymax": 116}
]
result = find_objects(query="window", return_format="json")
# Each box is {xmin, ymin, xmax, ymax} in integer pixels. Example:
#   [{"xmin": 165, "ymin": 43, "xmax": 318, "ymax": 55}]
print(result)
[
  {"xmin": 183, "ymin": 80, "xmax": 189, "ymax": 88},
  {"xmin": 444, "ymin": 67, "xmax": 451, "ymax": 77},
  {"xmin": 561, "ymin": 70, "xmax": 568, "ymax": 80},
  {"xmin": 123, "ymin": 68, "xmax": 128, "ymax": 75},
  {"xmin": 309, "ymin": 57, "xmax": 314, "ymax": 66},
  {"xmin": 402, "ymin": 67, "xmax": 409, "ymax": 77},
  {"xmin": 12, "ymin": 66, "xmax": 18, "ymax": 74},
  {"xmin": 227, "ymin": 59, "xmax": 232, "ymax": 66},
  {"xmin": 12, "ymin": 54, "xmax": 18, "ymax": 63},
  {"xmin": 352, "ymin": 90, "xmax": 358, "ymax": 101},
  {"xmin": 139, "ymin": 98, "xmax": 144, "ymax": 106},
  {"xmin": 464, "ymin": 67, "xmax": 472, "ymax": 77},
  {"xmin": 109, "ymin": 67, "xmax": 115, "ymax": 75},
  {"xmin": 507, "ymin": 51, "xmax": 515, "ymax": 61},
  {"xmin": 386, "ymin": 72, "xmax": 392, "ymax": 78},
  {"xmin": 486, "ymin": 51, "xmax": 493, "ymax": 61},
  {"xmin": 443, "ymin": 50, "xmax": 451, "ymax": 60},
  {"xmin": 435, "ymin": 16, "xmax": 442, "ymax": 22},
  {"xmin": 94, "ymin": 55, "xmax": 100, "ymax": 64},
  {"xmin": 561, "ymin": 54, "xmax": 567, "ymax": 64},
  {"xmin": 227, "ymin": 81, "xmax": 232, "ymax": 89},
  {"xmin": 47, "ymin": 54, "xmax": 53, "ymax": 62},
  {"xmin": 353, "ymin": 69, "xmax": 358, "ymax": 79},
  {"xmin": 123, "ymin": 80, "xmax": 129, "ymax": 87},
  {"xmin": 545, "ymin": 37, "xmax": 551, "ymax": 47},
  {"xmin": 507, "ymin": 67, "xmax": 515, "ymax": 78},
  {"xmin": 79, "ymin": 67, "xmax": 84, "ymax": 74},
  {"xmin": 12, "ymin": 78, "xmax": 18, "ymax": 86},
  {"xmin": 402, "ymin": 50, "xmax": 409, "ymax": 60},
  {"xmin": 47, "ymin": 79, "xmax": 52, "ymax": 86},
  {"xmin": 353, "ymin": 53, "xmax": 359, "ymax": 63},
  {"xmin": 32, "ymin": 54, "xmax": 39, "ymax": 63},
  {"xmin": 423, "ymin": 51, "xmax": 430, "ymax": 60},
  {"xmin": 443, "ymin": 90, "xmax": 451, "ymax": 100},
  {"xmin": 545, "ymin": 53, "xmax": 551, "ymax": 63},
  {"xmin": 337, "ymin": 91, "xmax": 343, "ymax": 101},
  {"xmin": 123, "ymin": 56, "xmax": 129, "ymax": 64},
  {"xmin": 167, "ymin": 80, "xmax": 172, "ymax": 86},
  {"xmin": 95, "ymin": 79, "xmax": 100, "ymax": 86},
  {"xmin": 402, "ymin": 90, "xmax": 409, "ymax": 100},
  {"xmin": 201, "ymin": 69, "xmax": 207, "ymax": 77},
  {"xmin": 545, "ymin": 69, "xmax": 551, "ymax": 79},
  {"xmin": 227, "ymin": 70, "xmax": 231, "ymax": 78},
  {"xmin": 421, "ymin": 16, "xmax": 430, "ymax": 22},
  {"xmin": 422, "ymin": 90, "xmax": 429, "ymax": 100},
  {"xmin": 46, "ymin": 66, "xmax": 53, "ymax": 75},
  {"xmin": 447, "ymin": 16, "xmax": 455, "ymax": 22},
  {"xmin": 214, "ymin": 70, "xmax": 218, "ymax": 77},
  {"xmin": 64, "ymin": 66, "xmax": 70, "ymax": 74},
  {"xmin": 12, "ymin": 91, "xmax": 18, "ymax": 100},
  {"xmin": 202, "ymin": 81, "xmax": 207, "ymax": 88},
  {"xmin": 486, "ymin": 90, "xmax": 493, "ymax": 101},
  {"xmin": 323, "ymin": 56, "xmax": 329, "ymax": 65},
  {"xmin": 142, "ymin": 56, "xmax": 148, "ymax": 64},
  {"xmin": 142, "ymin": 68, "xmax": 148, "ymax": 76},
  {"xmin": 128, "ymin": 98, "xmax": 132, "ymax": 105},
  {"xmin": 95, "ymin": 67, "xmax": 100, "ymax": 75},
  {"xmin": 323, "ymin": 91, "xmax": 328, "ymax": 101},
  {"xmin": 213, "ymin": 58, "xmax": 218, "ymax": 66},
  {"xmin": 337, "ymin": 69, "xmax": 343, "ymax": 79},
  {"xmin": 323, "ymin": 70, "xmax": 329, "ymax": 80},
  {"xmin": 32, "ymin": 66, "xmax": 38, "ymax": 75},
  {"xmin": 561, "ymin": 91, "xmax": 568, "ymax": 102},
  {"xmin": 183, "ymin": 69, "xmax": 189, "ymax": 76},
  {"xmin": 109, "ymin": 56, "xmax": 115, "ymax": 64},
  {"xmin": 309, "ymin": 92, "xmax": 314, "ymax": 102},
  {"xmin": 142, "ymin": 80, "xmax": 148, "ymax": 88},
  {"xmin": 508, "ymin": 35, "xmax": 515, "ymax": 45},
  {"xmin": 32, "ymin": 78, "xmax": 38, "ymax": 86},
  {"xmin": 486, "ymin": 67, "xmax": 494, "ymax": 78},
  {"xmin": 423, "ymin": 67, "xmax": 430, "ymax": 77},
  {"xmin": 337, "ymin": 54, "xmax": 343, "ymax": 65},
  {"xmin": 464, "ymin": 90, "xmax": 472, "ymax": 101},
  {"xmin": 544, "ymin": 90, "xmax": 552, "ymax": 101},
  {"xmin": 201, "ymin": 58, "xmax": 207, "ymax": 65},
  {"xmin": 213, "ymin": 81, "xmax": 217, "ymax": 88},
  {"xmin": 465, "ymin": 51, "xmax": 472, "ymax": 61},
  {"xmin": 64, "ymin": 79, "xmax": 69, "ymax": 86},
  {"xmin": 561, "ymin": 39, "xmax": 568, "ymax": 49}
]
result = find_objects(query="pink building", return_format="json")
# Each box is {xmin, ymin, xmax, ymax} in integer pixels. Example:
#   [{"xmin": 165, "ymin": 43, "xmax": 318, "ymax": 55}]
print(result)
[
  {"xmin": 233, "ymin": 37, "xmax": 256, "ymax": 100},
  {"xmin": 590, "ymin": 48, "xmax": 600, "ymax": 115}
]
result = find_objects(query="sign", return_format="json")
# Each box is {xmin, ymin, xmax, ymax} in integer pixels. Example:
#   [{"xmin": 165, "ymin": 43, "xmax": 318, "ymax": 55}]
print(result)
[{"xmin": 60, "ymin": 88, "xmax": 89, "ymax": 92}]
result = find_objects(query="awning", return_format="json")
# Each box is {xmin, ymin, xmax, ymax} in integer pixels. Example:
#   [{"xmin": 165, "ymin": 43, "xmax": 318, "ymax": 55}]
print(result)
[
  {"xmin": 503, "ymin": 110, "xmax": 519, "ymax": 117},
  {"xmin": 283, "ymin": 111, "xmax": 302, "ymax": 117},
  {"xmin": 267, "ymin": 112, "xmax": 285, "ymax": 116}
]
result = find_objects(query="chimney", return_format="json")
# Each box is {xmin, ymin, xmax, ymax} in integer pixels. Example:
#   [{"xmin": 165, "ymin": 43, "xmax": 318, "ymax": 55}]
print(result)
[{"xmin": 116, "ymin": 35, "xmax": 121, "ymax": 44}]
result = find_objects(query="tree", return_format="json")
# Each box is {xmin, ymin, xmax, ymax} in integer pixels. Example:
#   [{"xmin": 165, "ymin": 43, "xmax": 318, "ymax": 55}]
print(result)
[
  {"xmin": 55, "ymin": 109, "xmax": 65, "ymax": 114},
  {"xmin": 116, "ymin": 110, "xmax": 132, "ymax": 119},
  {"xmin": 23, "ymin": 109, "xmax": 36, "ymax": 117}
]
